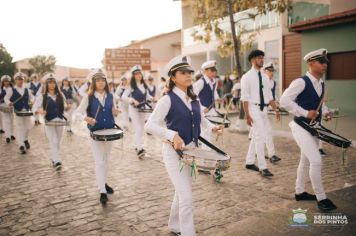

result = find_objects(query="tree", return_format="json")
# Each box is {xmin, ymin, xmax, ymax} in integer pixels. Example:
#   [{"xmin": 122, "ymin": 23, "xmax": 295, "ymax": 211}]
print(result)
[
  {"xmin": 29, "ymin": 55, "xmax": 56, "ymax": 77},
  {"xmin": 190, "ymin": 0, "xmax": 288, "ymax": 78},
  {"xmin": 0, "ymin": 44, "xmax": 16, "ymax": 79}
]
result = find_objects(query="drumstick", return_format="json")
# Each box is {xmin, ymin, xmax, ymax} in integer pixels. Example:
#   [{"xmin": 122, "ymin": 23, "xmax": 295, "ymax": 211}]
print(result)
[{"xmin": 94, "ymin": 105, "xmax": 101, "ymax": 120}]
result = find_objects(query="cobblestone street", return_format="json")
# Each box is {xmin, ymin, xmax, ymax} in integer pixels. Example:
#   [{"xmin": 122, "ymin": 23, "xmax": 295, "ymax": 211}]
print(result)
[{"xmin": 0, "ymin": 116, "xmax": 355, "ymax": 236}]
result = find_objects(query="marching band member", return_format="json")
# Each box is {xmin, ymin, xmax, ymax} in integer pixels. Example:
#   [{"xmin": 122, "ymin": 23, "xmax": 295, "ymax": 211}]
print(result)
[
  {"xmin": 114, "ymin": 76, "xmax": 130, "ymax": 130},
  {"xmin": 78, "ymin": 80, "xmax": 90, "ymax": 97},
  {"xmin": 241, "ymin": 50, "xmax": 280, "ymax": 177},
  {"xmin": 75, "ymin": 69, "xmax": 119, "ymax": 204},
  {"xmin": 145, "ymin": 55, "xmax": 222, "ymax": 236},
  {"xmin": 33, "ymin": 74, "xmax": 67, "ymax": 170},
  {"xmin": 0, "ymin": 75, "xmax": 15, "ymax": 142},
  {"xmin": 61, "ymin": 77, "xmax": 76, "ymax": 133},
  {"xmin": 4, "ymin": 72, "xmax": 35, "ymax": 154},
  {"xmin": 29, "ymin": 73, "xmax": 42, "ymax": 125},
  {"xmin": 280, "ymin": 48, "xmax": 336, "ymax": 211},
  {"xmin": 193, "ymin": 60, "xmax": 220, "ymax": 142},
  {"xmin": 246, "ymin": 62, "xmax": 282, "ymax": 163},
  {"xmin": 122, "ymin": 65, "xmax": 152, "ymax": 158}
]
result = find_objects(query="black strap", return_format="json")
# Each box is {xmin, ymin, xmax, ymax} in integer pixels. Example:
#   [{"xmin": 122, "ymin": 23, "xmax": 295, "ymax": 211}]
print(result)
[
  {"xmin": 114, "ymin": 123, "xmax": 123, "ymax": 131},
  {"xmin": 198, "ymin": 136, "xmax": 227, "ymax": 156},
  {"xmin": 258, "ymin": 71, "xmax": 264, "ymax": 111}
]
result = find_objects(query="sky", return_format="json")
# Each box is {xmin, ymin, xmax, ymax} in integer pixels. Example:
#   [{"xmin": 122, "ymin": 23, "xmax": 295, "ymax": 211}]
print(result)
[{"xmin": 0, "ymin": 0, "xmax": 182, "ymax": 68}]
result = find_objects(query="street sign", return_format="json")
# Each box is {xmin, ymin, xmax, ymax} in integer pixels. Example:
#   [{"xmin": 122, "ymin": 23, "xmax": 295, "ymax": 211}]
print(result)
[{"xmin": 104, "ymin": 48, "xmax": 151, "ymax": 72}]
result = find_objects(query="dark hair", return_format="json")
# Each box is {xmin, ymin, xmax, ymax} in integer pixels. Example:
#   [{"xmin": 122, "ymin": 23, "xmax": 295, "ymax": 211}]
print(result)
[
  {"xmin": 88, "ymin": 78, "xmax": 110, "ymax": 97},
  {"xmin": 1, "ymin": 79, "xmax": 13, "ymax": 89},
  {"xmin": 42, "ymin": 79, "xmax": 64, "ymax": 114},
  {"xmin": 61, "ymin": 78, "xmax": 73, "ymax": 91},
  {"xmin": 130, "ymin": 72, "xmax": 148, "ymax": 90},
  {"xmin": 166, "ymin": 70, "xmax": 197, "ymax": 101},
  {"xmin": 248, "ymin": 49, "xmax": 265, "ymax": 62}
]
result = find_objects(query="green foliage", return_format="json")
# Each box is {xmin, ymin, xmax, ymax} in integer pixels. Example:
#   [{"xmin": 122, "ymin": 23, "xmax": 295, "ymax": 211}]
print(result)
[
  {"xmin": 29, "ymin": 55, "xmax": 56, "ymax": 77},
  {"xmin": 0, "ymin": 44, "xmax": 16, "ymax": 78}
]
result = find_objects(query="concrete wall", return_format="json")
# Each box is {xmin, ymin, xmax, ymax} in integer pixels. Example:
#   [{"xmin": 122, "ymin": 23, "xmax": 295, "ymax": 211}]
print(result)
[{"xmin": 301, "ymin": 22, "xmax": 356, "ymax": 117}]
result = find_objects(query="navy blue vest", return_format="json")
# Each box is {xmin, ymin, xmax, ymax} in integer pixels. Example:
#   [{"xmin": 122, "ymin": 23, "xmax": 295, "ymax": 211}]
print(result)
[
  {"xmin": 30, "ymin": 82, "xmax": 41, "ymax": 95},
  {"xmin": 165, "ymin": 92, "xmax": 201, "ymax": 146},
  {"xmin": 148, "ymin": 85, "xmax": 156, "ymax": 97},
  {"xmin": 0, "ymin": 89, "xmax": 6, "ymax": 103},
  {"xmin": 294, "ymin": 75, "xmax": 324, "ymax": 123},
  {"xmin": 87, "ymin": 93, "xmax": 115, "ymax": 131},
  {"xmin": 10, "ymin": 88, "xmax": 30, "ymax": 111},
  {"xmin": 61, "ymin": 87, "xmax": 73, "ymax": 100},
  {"xmin": 198, "ymin": 78, "xmax": 216, "ymax": 108},
  {"xmin": 44, "ymin": 95, "xmax": 64, "ymax": 121},
  {"xmin": 131, "ymin": 87, "xmax": 146, "ymax": 108}
]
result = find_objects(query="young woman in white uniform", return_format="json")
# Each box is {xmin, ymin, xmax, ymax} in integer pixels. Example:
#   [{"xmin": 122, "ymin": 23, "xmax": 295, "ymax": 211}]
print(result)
[
  {"xmin": 76, "ymin": 69, "xmax": 119, "ymax": 204},
  {"xmin": 0, "ymin": 75, "xmax": 16, "ymax": 143},
  {"xmin": 122, "ymin": 65, "xmax": 152, "ymax": 158},
  {"xmin": 145, "ymin": 55, "xmax": 222, "ymax": 236}
]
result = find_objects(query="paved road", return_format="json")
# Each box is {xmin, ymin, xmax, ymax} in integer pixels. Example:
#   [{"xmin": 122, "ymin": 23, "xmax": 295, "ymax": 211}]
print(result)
[{"xmin": 0, "ymin": 116, "xmax": 355, "ymax": 235}]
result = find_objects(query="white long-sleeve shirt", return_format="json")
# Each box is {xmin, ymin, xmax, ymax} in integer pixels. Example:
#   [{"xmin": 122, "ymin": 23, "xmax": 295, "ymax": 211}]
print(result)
[
  {"xmin": 75, "ymin": 91, "xmax": 117, "ymax": 121},
  {"xmin": 193, "ymin": 75, "xmax": 220, "ymax": 109},
  {"xmin": 280, "ymin": 71, "xmax": 328, "ymax": 118},
  {"xmin": 121, "ymin": 84, "xmax": 152, "ymax": 105},
  {"xmin": 4, "ymin": 86, "xmax": 35, "ymax": 106},
  {"xmin": 145, "ymin": 87, "xmax": 215, "ymax": 143},
  {"xmin": 240, "ymin": 67, "xmax": 273, "ymax": 105},
  {"xmin": 78, "ymin": 83, "xmax": 89, "ymax": 97}
]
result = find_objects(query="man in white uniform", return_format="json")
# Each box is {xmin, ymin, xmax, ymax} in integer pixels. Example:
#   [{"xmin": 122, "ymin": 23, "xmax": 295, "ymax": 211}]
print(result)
[
  {"xmin": 280, "ymin": 48, "xmax": 336, "ymax": 211},
  {"xmin": 241, "ymin": 50, "xmax": 280, "ymax": 177}
]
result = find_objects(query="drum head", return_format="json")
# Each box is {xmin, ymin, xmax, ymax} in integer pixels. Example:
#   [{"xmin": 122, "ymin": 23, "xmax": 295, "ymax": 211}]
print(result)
[
  {"xmin": 92, "ymin": 128, "xmax": 123, "ymax": 136},
  {"xmin": 183, "ymin": 149, "xmax": 229, "ymax": 161},
  {"xmin": 317, "ymin": 129, "xmax": 350, "ymax": 142}
]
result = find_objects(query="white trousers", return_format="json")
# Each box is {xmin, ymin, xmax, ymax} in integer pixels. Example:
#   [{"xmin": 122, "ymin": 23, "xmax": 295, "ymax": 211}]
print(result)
[
  {"xmin": 290, "ymin": 121, "xmax": 326, "ymax": 201},
  {"xmin": 247, "ymin": 118, "xmax": 276, "ymax": 158},
  {"xmin": 245, "ymin": 106, "xmax": 269, "ymax": 170},
  {"xmin": 14, "ymin": 116, "xmax": 32, "ymax": 148},
  {"xmin": 129, "ymin": 106, "xmax": 145, "ymax": 150},
  {"xmin": 34, "ymin": 113, "xmax": 40, "ymax": 122},
  {"xmin": 64, "ymin": 104, "xmax": 76, "ymax": 131},
  {"xmin": 45, "ymin": 125, "xmax": 64, "ymax": 164},
  {"xmin": 90, "ymin": 139, "xmax": 113, "ymax": 193},
  {"xmin": 163, "ymin": 143, "xmax": 196, "ymax": 236},
  {"xmin": 0, "ymin": 111, "xmax": 2, "ymax": 130},
  {"xmin": 1, "ymin": 112, "xmax": 14, "ymax": 138},
  {"xmin": 119, "ymin": 102, "xmax": 130, "ymax": 129}
]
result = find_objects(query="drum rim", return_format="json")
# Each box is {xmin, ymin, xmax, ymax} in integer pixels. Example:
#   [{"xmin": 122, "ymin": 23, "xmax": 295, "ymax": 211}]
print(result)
[{"xmin": 205, "ymin": 115, "xmax": 231, "ymax": 124}]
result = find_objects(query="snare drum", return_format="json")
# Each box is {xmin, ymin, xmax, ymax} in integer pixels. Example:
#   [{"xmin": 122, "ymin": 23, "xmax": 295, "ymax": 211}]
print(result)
[
  {"xmin": 14, "ymin": 110, "xmax": 33, "ymax": 117},
  {"xmin": 205, "ymin": 116, "xmax": 231, "ymax": 128},
  {"xmin": 45, "ymin": 120, "xmax": 70, "ymax": 126},
  {"xmin": 181, "ymin": 148, "xmax": 231, "ymax": 171},
  {"xmin": 0, "ymin": 104, "xmax": 13, "ymax": 113},
  {"xmin": 90, "ymin": 128, "xmax": 124, "ymax": 141},
  {"xmin": 314, "ymin": 126, "xmax": 352, "ymax": 148}
]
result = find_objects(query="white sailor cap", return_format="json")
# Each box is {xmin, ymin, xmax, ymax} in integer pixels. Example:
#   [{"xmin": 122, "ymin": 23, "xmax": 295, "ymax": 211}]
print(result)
[
  {"xmin": 201, "ymin": 60, "xmax": 217, "ymax": 70},
  {"xmin": 130, "ymin": 65, "xmax": 142, "ymax": 74},
  {"xmin": 42, "ymin": 73, "xmax": 57, "ymax": 82},
  {"xmin": 30, "ymin": 73, "xmax": 38, "ymax": 78},
  {"xmin": 1, "ymin": 75, "xmax": 11, "ymax": 83},
  {"xmin": 304, "ymin": 48, "xmax": 328, "ymax": 63},
  {"xmin": 87, "ymin": 68, "xmax": 107, "ymax": 82},
  {"xmin": 263, "ymin": 62, "xmax": 274, "ymax": 71},
  {"xmin": 14, "ymin": 72, "xmax": 25, "ymax": 80},
  {"xmin": 165, "ymin": 55, "xmax": 194, "ymax": 77}
]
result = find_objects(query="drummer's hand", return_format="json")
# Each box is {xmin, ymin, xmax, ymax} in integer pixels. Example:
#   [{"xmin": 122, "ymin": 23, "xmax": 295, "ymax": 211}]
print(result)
[
  {"xmin": 85, "ymin": 117, "xmax": 96, "ymax": 126},
  {"xmin": 38, "ymin": 109, "xmax": 46, "ymax": 115},
  {"xmin": 203, "ymin": 108, "xmax": 209, "ymax": 114},
  {"xmin": 246, "ymin": 114, "xmax": 253, "ymax": 127},
  {"xmin": 172, "ymin": 134, "xmax": 184, "ymax": 150},
  {"xmin": 324, "ymin": 112, "xmax": 333, "ymax": 121},
  {"xmin": 212, "ymin": 125, "xmax": 224, "ymax": 135},
  {"xmin": 307, "ymin": 110, "xmax": 318, "ymax": 120},
  {"xmin": 9, "ymin": 102, "xmax": 13, "ymax": 107},
  {"xmin": 132, "ymin": 100, "xmax": 140, "ymax": 107},
  {"xmin": 112, "ymin": 107, "xmax": 119, "ymax": 116}
]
